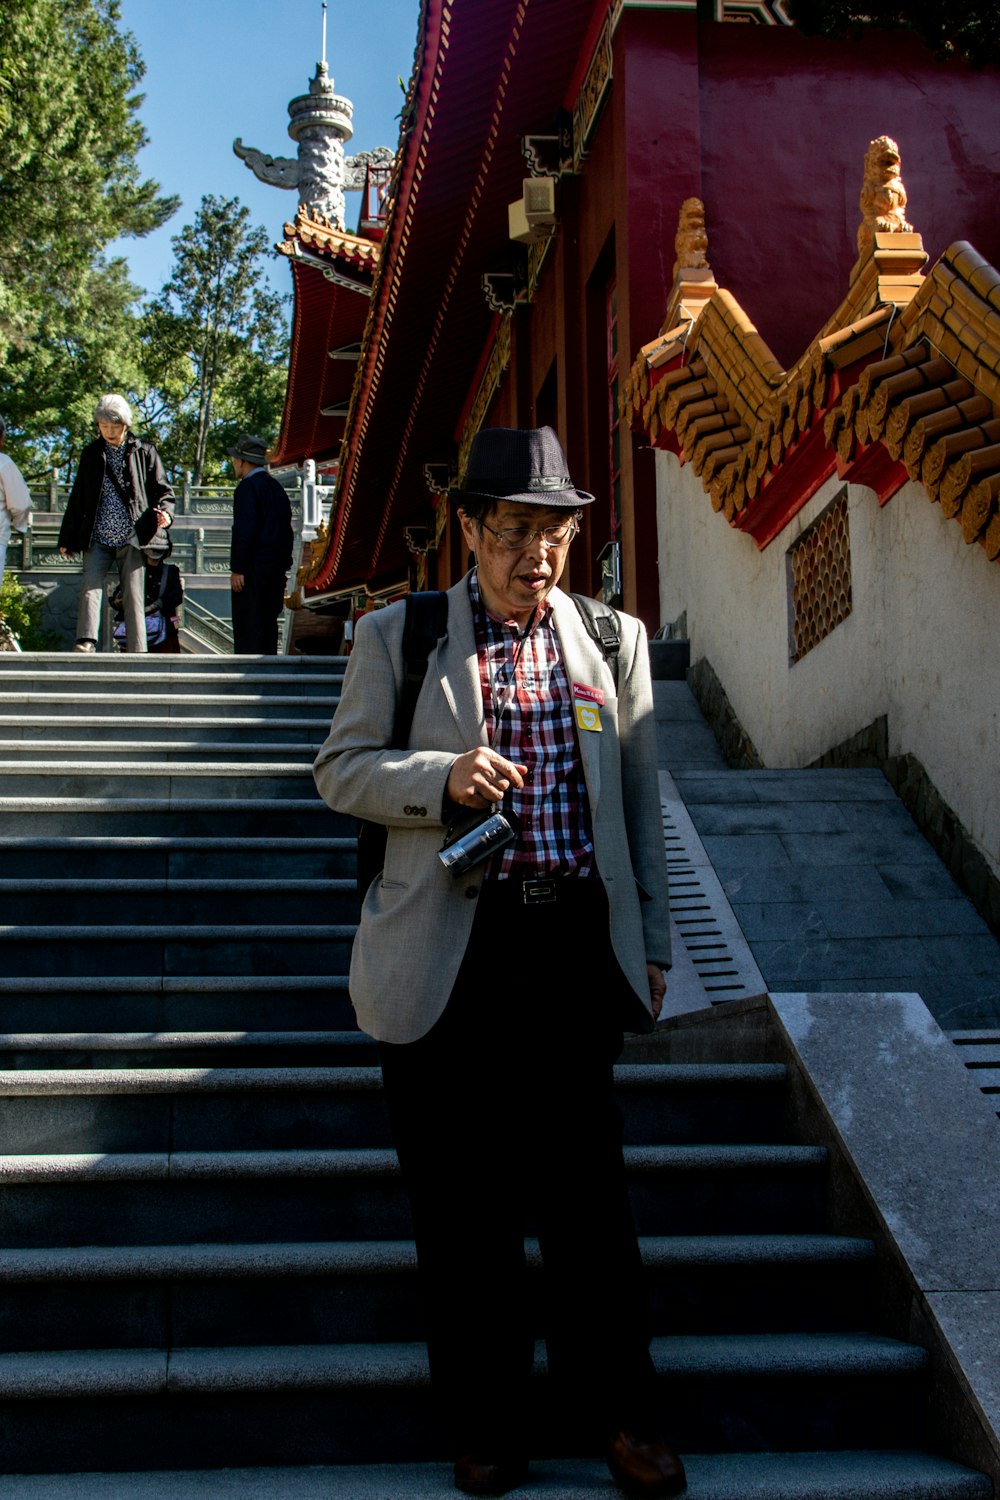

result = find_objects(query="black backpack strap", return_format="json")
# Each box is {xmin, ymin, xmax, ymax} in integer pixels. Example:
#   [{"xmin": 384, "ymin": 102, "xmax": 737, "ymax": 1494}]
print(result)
[
  {"xmin": 392, "ymin": 591, "xmax": 449, "ymax": 748},
  {"xmin": 570, "ymin": 593, "xmax": 621, "ymax": 689}
]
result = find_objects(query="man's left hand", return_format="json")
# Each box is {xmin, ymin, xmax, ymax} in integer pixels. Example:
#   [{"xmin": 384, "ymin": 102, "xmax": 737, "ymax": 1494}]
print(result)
[
  {"xmin": 646, "ymin": 963, "xmax": 667, "ymax": 1022},
  {"xmin": 231, "ymin": 573, "xmax": 245, "ymax": 593}
]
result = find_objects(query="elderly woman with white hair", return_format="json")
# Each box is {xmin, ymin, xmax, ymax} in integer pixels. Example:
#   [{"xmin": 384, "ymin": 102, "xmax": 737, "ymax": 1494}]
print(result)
[{"xmin": 58, "ymin": 394, "xmax": 174, "ymax": 652}]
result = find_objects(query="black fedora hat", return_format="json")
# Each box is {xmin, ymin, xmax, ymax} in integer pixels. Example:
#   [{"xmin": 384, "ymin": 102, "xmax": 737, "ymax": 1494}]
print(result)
[
  {"xmin": 228, "ymin": 433, "xmax": 269, "ymax": 466},
  {"xmin": 451, "ymin": 426, "xmax": 594, "ymax": 508}
]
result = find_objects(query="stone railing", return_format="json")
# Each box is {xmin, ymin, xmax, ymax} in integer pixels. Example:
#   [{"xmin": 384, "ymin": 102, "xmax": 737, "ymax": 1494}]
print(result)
[
  {"xmin": 182, "ymin": 597, "xmax": 235, "ymax": 654},
  {"xmin": 16, "ymin": 485, "xmax": 302, "ymax": 578},
  {"xmin": 13, "ymin": 515, "xmax": 234, "ymax": 578},
  {"xmin": 25, "ymin": 475, "xmax": 303, "ymax": 518}
]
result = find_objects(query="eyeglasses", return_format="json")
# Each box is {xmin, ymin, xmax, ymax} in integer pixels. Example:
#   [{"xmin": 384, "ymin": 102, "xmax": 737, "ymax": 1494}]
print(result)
[{"xmin": 480, "ymin": 520, "xmax": 579, "ymax": 551}]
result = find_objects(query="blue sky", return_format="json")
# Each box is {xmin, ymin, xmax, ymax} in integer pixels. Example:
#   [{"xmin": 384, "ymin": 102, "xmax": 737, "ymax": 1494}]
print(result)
[{"xmin": 111, "ymin": 0, "xmax": 420, "ymax": 298}]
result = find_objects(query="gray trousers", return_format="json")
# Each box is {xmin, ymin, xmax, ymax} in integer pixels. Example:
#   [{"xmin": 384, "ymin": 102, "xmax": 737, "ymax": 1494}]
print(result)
[{"xmin": 76, "ymin": 543, "xmax": 147, "ymax": 652}]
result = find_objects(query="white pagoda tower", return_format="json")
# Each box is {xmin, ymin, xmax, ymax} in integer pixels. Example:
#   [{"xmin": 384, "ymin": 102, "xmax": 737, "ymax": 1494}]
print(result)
[{"xmin": 233, "ymin": 2, "xmax": 392, "ymax": 230}]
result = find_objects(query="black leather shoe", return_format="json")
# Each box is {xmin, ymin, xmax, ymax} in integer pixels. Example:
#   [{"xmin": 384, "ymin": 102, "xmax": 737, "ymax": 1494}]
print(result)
[
  {"xmin": 606, "ymin": 1430, "xmax": 687, "ymax": 1497},
  {"xmin": 453, "ymin": 1453, "xmax": 529, "ymax": 1496}
]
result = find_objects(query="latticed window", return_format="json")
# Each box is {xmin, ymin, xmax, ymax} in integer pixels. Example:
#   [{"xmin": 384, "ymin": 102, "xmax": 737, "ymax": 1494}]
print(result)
[{"xmin": 788, "ymin": 489, "xmax": 853, "ymax": 663}]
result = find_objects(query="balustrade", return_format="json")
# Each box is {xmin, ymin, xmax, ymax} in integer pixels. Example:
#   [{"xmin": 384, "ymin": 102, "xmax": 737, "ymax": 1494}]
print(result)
[{"xmin": 16, "ymin": 480, "xmax": 302, "ymax": 576}]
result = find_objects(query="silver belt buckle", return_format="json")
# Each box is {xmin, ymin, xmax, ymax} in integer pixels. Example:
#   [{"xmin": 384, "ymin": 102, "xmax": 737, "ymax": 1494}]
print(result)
[{"xmin": 523, "ymin": 878, "xmax": 557, "ymax": 905}]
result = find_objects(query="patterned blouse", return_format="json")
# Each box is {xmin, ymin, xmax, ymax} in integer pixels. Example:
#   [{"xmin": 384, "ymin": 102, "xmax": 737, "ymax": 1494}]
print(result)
[{"xmin": 93, "ymin": 440, "xmax": 134, "ymax": 548}]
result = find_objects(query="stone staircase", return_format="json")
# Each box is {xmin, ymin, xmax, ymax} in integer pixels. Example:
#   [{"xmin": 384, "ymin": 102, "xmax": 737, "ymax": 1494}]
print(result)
[{"xmin": 0, "ymin": 654, "xmax": 991, "ymax": 1496}]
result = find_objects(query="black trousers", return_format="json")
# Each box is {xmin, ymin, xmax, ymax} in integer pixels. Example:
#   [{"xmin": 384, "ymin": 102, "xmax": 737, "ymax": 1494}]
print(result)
[
  {"xmin": 231, "ymin": 566, "xmax": 286, "ymax": 654},
  {"xmin": 378, "ymin": 878, "xmax": 657, "ymax": 1454}
]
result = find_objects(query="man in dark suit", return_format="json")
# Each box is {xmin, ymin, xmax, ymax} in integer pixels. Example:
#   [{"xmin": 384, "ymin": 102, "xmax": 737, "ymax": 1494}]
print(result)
[
  {"xmin": 314, "ymin": 427, "xmax": 685, "ymax": 1498},
  {"xmin": 228, "ymin": 433, "xmax": 293, "ymax": 654}
]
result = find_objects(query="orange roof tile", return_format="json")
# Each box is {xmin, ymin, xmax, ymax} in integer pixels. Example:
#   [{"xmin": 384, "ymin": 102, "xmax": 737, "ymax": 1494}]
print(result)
[
  {"xmin": 631, "ymin": 230, "xmax": 1000, "ymax": 564},
  {"xmin": 279, "ymin": 208, "xmax": 382, "ymax": 269}
]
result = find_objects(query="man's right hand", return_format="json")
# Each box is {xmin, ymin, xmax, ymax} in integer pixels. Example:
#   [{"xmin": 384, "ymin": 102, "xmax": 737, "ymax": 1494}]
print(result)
[
  {"xmin": 231, "ymin": 573, "xmax": 245, "ymax": 593},
  {"xmin": 446, "ymin": 748, "xmax": 527, "ymax": 809},
  {"xmin": 58, "ymin": 547, "xmax": 75, "ymax": 558}
]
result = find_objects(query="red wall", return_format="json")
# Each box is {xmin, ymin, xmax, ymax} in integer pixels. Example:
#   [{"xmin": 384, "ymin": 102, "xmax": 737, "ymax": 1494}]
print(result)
[
  {"xmin": 463, "ymin": 10, "xmax": 1000, "ymax": 622},
  {"xmin": 695, "ymin": 23, "xmax": 1000, "ymax": 368}
]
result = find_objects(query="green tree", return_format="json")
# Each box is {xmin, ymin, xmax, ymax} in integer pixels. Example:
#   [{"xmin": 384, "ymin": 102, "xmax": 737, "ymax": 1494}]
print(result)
[
  {"xmin": 0, "ymin": 0, "xmax": 176, "ymax": 478},
  {"xmin": 789, "ymin": 0, "xmax": 1000, "ymax": 68},
  {"xmin": 0, "ymin": 572, "xmax": 60, "ymax": 650},
  {"xmin": 141, "ymin": 195, "xmax": 290, "ymax": 484},
  {"xmin": 0, "ymin": 0, "xmax": 176, "ymax": 360},
  {"xmin": 2, "ymin": 256, "xmax": 146, "ymax": 482}
]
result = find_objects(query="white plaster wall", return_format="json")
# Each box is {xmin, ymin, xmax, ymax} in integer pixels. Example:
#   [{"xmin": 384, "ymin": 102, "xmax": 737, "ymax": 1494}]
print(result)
[{"xmin": 655, "ymin": 450, "xmax": 1000, "ymax": 878}]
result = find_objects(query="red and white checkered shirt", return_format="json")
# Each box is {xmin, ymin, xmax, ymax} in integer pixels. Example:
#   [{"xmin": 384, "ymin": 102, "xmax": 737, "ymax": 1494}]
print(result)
[{"xmin": 469, "ymin": 571, "xmax": 594, "ymax": 879}]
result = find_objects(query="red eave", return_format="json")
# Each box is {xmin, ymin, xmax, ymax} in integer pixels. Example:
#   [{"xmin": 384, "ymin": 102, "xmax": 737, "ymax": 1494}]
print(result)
[
  {"xmin": 311, "ymin": 0, "xmax": 601, "ymax": 597},
  {"xmin": 270, "ymin": 251, "xmax": 374, "ymax": 470}
]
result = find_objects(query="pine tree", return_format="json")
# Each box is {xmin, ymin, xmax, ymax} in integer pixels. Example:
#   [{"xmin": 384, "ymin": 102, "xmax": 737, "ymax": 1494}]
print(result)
[
  {"xmin": 0, "ymin": 0, "xmax": 176, "ymax": 472},
  {"xmin": 789, "ymin": 0, "xmax": 1000, "ymax": 68}
]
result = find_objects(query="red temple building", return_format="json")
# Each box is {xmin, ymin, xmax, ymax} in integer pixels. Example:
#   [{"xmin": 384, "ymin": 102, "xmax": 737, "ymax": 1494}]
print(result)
[
  {"xmin": 275, "ymin": 0, "xmax": 1000, "ymax": 920},
  {"xmin": 278, "ymin": 0, "xmax": 1000, "ymax": 622}
]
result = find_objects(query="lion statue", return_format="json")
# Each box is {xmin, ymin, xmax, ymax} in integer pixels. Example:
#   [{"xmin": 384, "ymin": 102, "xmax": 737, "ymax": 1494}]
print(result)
[
  {"xmin": 857, "ymin": 135, "xmax": 912, "ymax": 254},
  {"xmin": 673, "ymin": 197, "xmax": 709, "ymax": 280}
]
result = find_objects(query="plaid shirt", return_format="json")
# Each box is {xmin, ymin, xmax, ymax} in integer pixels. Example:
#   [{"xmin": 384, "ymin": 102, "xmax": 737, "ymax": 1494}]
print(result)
[{"xmin": 469, "ymin": 571, "xmax": 593, "ymax": 879}]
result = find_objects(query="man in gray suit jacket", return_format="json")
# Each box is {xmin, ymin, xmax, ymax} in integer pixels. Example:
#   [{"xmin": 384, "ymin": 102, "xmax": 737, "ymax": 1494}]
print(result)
[{"xmin": 313, "ymin": 427, "xmax": 685, "ymax": 1499}]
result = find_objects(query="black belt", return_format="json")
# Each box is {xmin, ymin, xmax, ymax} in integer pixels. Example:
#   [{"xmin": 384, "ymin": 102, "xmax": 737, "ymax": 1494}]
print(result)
[{"xmin": 479, "ymin": 875, "xmax": 597, "ymax": 906}]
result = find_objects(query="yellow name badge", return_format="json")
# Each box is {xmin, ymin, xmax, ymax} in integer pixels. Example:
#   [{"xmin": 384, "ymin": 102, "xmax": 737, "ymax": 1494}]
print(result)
[{"xmin": 575, "ymin": 701, "xmax": 602, "ymax": 733}]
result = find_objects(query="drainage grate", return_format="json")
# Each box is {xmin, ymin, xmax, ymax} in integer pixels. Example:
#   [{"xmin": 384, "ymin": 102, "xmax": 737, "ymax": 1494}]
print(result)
[
  {"xmin": 947, "ymin": 1031, "xmax": 1000, "ymax": 1122},
  {"xmin": 660, "ymin": 770, "xmax": 766, "ymax": 1009}
]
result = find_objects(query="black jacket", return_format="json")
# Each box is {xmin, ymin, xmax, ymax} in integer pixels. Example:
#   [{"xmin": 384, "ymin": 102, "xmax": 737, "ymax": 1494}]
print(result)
[
  {"xmin": 58, "ymin": 434, "xmax": 174, "ymax": 553},
  {"xmin": 230, "ymin": 469, "xmax": 293, "ymax": 575}
]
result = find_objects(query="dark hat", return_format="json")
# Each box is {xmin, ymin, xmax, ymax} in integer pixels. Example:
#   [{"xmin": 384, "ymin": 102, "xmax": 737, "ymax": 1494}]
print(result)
[
  {"xmin": 451, "ymin": 426, "xmax": 594, "ymax": 508},
  {"xmin": 144, "ymin": 532, "xmax": 173, "ymax": 564},
  {"xmin": 228, "ymin": 433, "xmax": 268, "ymax": 466}
]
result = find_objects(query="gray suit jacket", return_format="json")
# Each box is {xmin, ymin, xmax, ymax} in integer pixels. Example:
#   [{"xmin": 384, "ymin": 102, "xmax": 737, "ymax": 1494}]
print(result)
[{"xmin": 313, "ymin": 575, "xmax": 671, "ymax": 1043}]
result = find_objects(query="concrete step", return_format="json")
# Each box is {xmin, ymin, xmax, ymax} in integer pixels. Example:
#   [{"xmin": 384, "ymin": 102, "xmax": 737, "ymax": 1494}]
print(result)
[
  {"xmin": 0, "ymin": 694, "xmax": 337, "ymax": 719},
  {"xmin": 0, "ymin": 668, "xmax": 343, "ymax": 697},
  {"xmin": 1, "ymin": 741, "xmax": 325, "ymax": 762},
  {"xmin": 0, "ymin": 925, "xmax": 356, "ymax": 979},
  {"xmin": 624, "ymin": 1143, "xmax": 829, "ymax": 1234},
  {"xmin": 0, "ymin": 1451, "xmax": 987, "ymax": 1499},
  {"xmin": 0, "ymin": 654, "xmax": 345, "ymax": 676},
  {"xmin": 0, "ymin": 977, "xmax": 357, "ymax": 1032},
  {"xmin": 0, "ymin": 717, "xmax": 332, "ymax": 744},
  {"xmin": 0, "ymin": 764, "xmax": 320, "ymax": 799},
  {"xmin": 0, "ymin": 837, "xmax": 356, "ymax": 880},
  {"xmin": 0, "ymin": 879, "xmax": 358, "ymax": 927},
  {"xmin": 0, "ymin": 1066, "xmax": 396, "ymax": 1154},
  {"xmin": 0, "ymin": 1063, "xmax": 791, "ymax": 1154},
  {"xmin": 0, "ymin": 1148, "xmax": 413, "ymax": 1247},
  {"xmin": 0, "ymin": 1032, "xmax": 377, "ymax": 1068},
  {"xmin": 0, "ymin": 1234, "xmax": 877, "ymax": 1353},
  {"xmin": 0, "ymin": 800, "xmax": 347, "ymax": 837},
  {"xmin": 0, "ymin": 1145, "xmax": 829, "ymax": 1245},
  {"xmin": 614, "ymin": 1062, "xmax": 788, "ymax": 1142},
  {"xmin": 649, "ymin": 637, "xmax": 691, "ymax": 680},
  {"xmin": 0, "ymin": 1335, "xmax": 930, "ymax": 1470}
]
